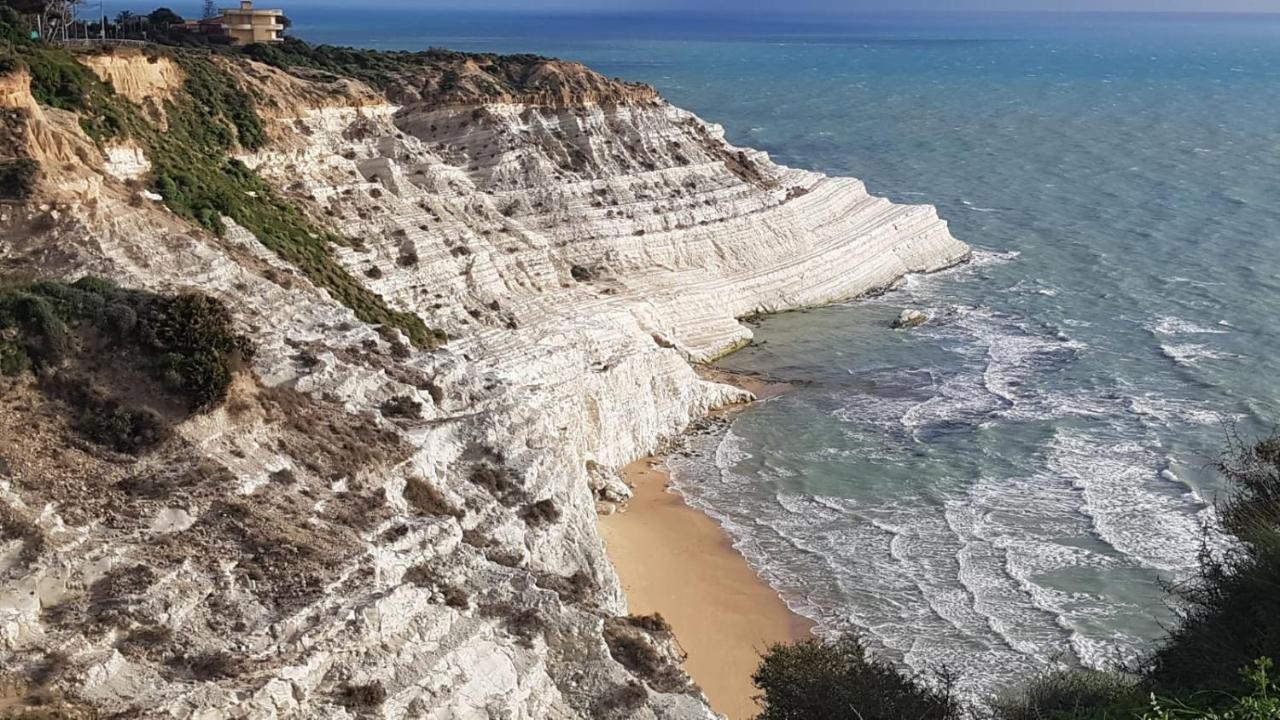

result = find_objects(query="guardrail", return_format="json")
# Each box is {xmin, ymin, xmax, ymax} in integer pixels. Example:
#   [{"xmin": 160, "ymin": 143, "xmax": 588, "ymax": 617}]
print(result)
[{"xmin": 53, "ymin": 38, "xmax": 152, "ymax": 46}]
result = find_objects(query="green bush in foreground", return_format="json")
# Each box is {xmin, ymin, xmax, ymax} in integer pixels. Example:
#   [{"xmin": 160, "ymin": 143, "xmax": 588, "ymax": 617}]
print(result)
[
  {"xmin": 989, "ymin": 669, "xmax": 1145, "ymax": 720},
  {"xmin": 752, "ymin": 635, "xmax": 958, "ymax": 720},
  {"xmin": 1143, "ymin": 658, "xmax": 1279, "ymax": 720},
  {"xmin": 1143, "ymin": 434, "xmax": 1280, "ymax": 696}
]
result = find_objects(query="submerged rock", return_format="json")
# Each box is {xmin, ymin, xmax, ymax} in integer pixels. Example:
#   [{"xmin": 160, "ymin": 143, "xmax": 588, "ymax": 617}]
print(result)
[{"xmin": 893, "ymin": 309, "xmax": 929, "ymax": 329}]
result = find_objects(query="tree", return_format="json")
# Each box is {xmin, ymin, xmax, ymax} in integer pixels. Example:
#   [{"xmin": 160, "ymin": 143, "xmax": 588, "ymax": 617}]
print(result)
[
  {"xmin": 114, "ymin": 10, "xmax": 132, "ymax": 25},
  {"xmin": 752, "ymin": 635, "xmax": 958, "ymax": 720},
  {"xmin": 6, "ymin": 0, "xmax": 50, "ymax": 14},
  {"xmin": 147, "ymin": 7, "xmax": 182, "ymax": 26}
]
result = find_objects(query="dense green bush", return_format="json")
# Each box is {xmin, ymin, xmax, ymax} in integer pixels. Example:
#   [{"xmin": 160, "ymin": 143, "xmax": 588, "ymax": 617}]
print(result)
[
  {"xmin": 1144, "ymin": 434, "xmax": 1280, "ymax": 694},
  {"xmin": 0, "ymin": 157, "xmax": 39, "ymax": 200},
  {"xmin": 71, "ymin": 391, "xmax": 170, "ymax": 453},
  {"xmin": 0, "ymin": 277, "xmax": 253, "ymax": 410},
  {"xmin": 988, "ymin": 669, "xmax": 1144, "ymax": 720},
  {"xmin": 174, "ymin": 54, "xmax": 264, "ymax": 151},
  {"xmin": 752, "ymin": 636, "xmax": 958, "ymax": 720},
  {"xmin": 1144, "ymin": 658, "xmax": 1280, "ymax": 720},
  {"xmin": 237, "ymin": 38, "xmax": 416, "ymax": 88},
  {"xmin": 0, "ymin": 6, "xmax": 30, "ymax": 47}
]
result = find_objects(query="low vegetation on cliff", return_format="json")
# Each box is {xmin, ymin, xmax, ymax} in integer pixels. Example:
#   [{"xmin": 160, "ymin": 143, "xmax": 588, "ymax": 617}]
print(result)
[
  {"xmin": 752, "ymin": 431, "xmax": 1280, "ymax": 720},
  {"xmin": 0, "ymin": 277, "xmax": 252, "ymax": 451},
  {"xmin": 0, "ymin": 155, "xmax": 37, "ymax": 200},
  {"xmin": 0, "ymin": 14, "xmax": 444, "ymax": 348},
  {"xmin": 237, "ymin": 36, "xmax": 658, "ymax": 106},
  {"xmin": 145, "ymin": 52, "xmax": 441, "ymax": 347}
]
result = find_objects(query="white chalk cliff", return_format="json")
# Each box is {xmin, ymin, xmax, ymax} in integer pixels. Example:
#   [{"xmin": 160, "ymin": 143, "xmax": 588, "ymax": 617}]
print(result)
[{"xmin": 0, "ymin": 48, "xmax": 968, "ymax": 718}]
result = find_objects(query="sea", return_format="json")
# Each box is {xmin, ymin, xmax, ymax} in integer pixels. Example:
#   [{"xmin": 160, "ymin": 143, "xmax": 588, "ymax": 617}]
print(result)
[{"xmin": 300, "ymin": 9, "xmax": 1280, "ymax": 699}]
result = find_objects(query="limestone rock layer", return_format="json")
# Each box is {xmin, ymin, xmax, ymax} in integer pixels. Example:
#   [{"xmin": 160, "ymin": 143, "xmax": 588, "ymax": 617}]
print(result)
[{"xmin": 0, "ymin": 50, "xmax": 968, "ymax": 719}]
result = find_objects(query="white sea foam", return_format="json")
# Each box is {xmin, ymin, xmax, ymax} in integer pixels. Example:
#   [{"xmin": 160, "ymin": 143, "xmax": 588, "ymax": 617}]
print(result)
[
  {"xmin": 1124, "ymin": 394, "xmax": 1226, "ymax": 426},
  {"xmin": 1150, "ymin": 316, "xmax": 1229, "ymax": 335},
  {"xmin": 968, "ymin": 249, "xmax": 1021, "ymax": 267},
  {"xmin": 665, "ymin": 232, "xmax": 1241, "ymax": 701},
  {"xmin": 1160, "ymin": 342, "xmax": 1241, "ymax": 366},
  {"xmin": 1049, "ymin": 429, "xmax": 1225, "ymax": 574},
  {"xmin": 672, "ymin": 410, "xmax": 1229, "ymax": 700}
]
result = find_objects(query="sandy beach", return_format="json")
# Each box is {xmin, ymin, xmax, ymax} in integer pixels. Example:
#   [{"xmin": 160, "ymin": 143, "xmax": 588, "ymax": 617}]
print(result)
[{"xmin": 599, "ymin": 369, "xmax": 811, "ymax": 720}]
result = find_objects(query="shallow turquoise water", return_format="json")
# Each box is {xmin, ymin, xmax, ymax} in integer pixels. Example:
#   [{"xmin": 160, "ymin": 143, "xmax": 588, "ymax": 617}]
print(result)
[{"xmin": 320, "ymin": 12, "xmax": 1280, "ymax": 696}]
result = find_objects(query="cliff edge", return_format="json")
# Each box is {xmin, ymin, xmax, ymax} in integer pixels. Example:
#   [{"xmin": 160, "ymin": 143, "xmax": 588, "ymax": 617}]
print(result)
[{"xmin": 0, "ymin": 41, "xmax": 968, "ymax": 719}]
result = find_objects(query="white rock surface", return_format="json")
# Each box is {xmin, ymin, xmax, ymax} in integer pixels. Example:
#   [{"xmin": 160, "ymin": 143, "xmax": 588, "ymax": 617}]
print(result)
[{"xmin": 0, "ymin": 55, "xmax": 968, "ymax": 719}]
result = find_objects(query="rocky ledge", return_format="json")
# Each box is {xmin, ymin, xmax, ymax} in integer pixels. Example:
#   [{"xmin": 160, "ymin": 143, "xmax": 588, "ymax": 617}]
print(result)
[{"xmin": 0, "ymin": 43, "xmax": 967, "ymax": 719}]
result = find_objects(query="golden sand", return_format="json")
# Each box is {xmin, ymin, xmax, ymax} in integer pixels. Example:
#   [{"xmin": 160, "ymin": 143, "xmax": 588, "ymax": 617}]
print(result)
[{"xmin": 600, "ymin": 370, "xmax": 811, "ymax": 719}]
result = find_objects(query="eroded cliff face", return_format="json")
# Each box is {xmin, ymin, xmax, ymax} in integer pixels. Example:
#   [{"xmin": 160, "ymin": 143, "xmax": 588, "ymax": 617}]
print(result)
[{"xmin": 0, "ymin": 47, "xmax": 967, "ymax": 719}]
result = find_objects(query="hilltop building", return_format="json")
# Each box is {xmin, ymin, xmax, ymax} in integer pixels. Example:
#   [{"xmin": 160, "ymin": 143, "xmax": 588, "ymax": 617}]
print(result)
[
  {"xmin": 182, "ymin": 1, "xmax": 284, "ymax": 44},
  {"xmin": 219, "ymin": 1, "xmax": 285, "ymax": 44}
]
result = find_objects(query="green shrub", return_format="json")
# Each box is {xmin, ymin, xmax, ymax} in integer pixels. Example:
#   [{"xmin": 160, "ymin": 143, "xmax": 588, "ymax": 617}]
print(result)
[
  {"xmin": 36, "ymin": 373, "xmax": 170, "ymax": 453},
  {"xmin": 0, "ymin": 6, "xmax": 31, "ymax": 47},
  {"xmin": 1144, "ymin": 434, "xmax": 1280, "ymax": 695},
  {"xmin": 0, "ymin": 340, "xmax": 29, "ymax": 375},
  {"xmin": 1144, "ymin": 658, "xmax": 1279, "ymax": 720},
  {"xmin": 0, "ymin": 290, "xmax": 70, "ymax": 366},
  {"xmin": 752, "ymin": 636, "xmax": 958, "ymax": 720},
  {"xmin": 0, "ymin": 158, "xmax": 38, "ymax": 200},
  {"xmin": 0, "ymin": 277, "xmax": 253, "ymax": 411},
  {"xmin": 73, "ymin": 397, "xmax": 169, "ymax": 453},
  {"xmin": 18, "ymin": 46, "xmax": 132, "ymax": 142},
  {"xmin": 174, "ymin": 54, "xmax": 264, "ymax": 151},
  {"xmin": 988, "ymin": 669, "xmax": 1143, "ymax": 720}
]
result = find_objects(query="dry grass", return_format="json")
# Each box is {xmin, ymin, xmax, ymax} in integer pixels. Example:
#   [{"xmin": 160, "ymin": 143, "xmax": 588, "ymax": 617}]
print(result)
[
  {"xmin": 603, "ymin": 615, "xmax": 690, "ymax": 694},
  {"xmin": 403, "ymin": 476, "xmax": 463, "ymax": 518}
]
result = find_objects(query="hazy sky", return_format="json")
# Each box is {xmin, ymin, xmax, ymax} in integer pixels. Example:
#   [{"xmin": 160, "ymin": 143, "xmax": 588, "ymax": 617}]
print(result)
[{"xmin": 284, "ymin": 0, "xmax": 1280, "ymax": 11}]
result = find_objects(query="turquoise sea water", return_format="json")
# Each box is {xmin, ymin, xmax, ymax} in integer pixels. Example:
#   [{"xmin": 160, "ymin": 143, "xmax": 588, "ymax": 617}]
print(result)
[{"xmin": 317, "ymin": 12, "xmax": 1280, "ymax": 696}]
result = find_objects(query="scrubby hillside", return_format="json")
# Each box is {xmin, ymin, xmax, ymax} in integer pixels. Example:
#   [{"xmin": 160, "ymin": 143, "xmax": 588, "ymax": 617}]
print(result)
[{"xmin": 0, "ymin": 26, "xmax": 966, "ymax": 720}]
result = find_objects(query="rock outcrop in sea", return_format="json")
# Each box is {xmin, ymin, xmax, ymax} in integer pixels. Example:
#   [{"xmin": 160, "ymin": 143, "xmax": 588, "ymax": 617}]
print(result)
[
  {"xmin": 0, "ymin": 44, "xmax": 968, "ymax": 718},
  {"xmin": 893, "ymin": 309, "xmax": 929, "ymax": 329}
]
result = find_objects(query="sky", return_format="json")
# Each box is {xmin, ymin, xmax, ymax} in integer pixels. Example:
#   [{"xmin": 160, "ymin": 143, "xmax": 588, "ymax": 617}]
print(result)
[
  {"xmin": 108, "ymin": 0, "xmax": 1280, "ymax": 14},
  {"xmin": 281, "ymin": 0, "xmax": 1279, "ymax": 11}
]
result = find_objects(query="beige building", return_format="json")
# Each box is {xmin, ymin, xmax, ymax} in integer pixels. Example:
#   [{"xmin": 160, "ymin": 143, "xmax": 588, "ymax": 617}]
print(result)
[{"xmin": 219, "ymin": 1, "xmax": 285, "ymax": 44}]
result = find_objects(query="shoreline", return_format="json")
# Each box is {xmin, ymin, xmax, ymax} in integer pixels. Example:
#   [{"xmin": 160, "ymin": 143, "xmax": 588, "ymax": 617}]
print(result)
[{"xmin": 599, "ymin": 367, "xmax": 811, "ymax": 720}]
